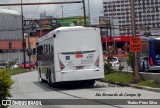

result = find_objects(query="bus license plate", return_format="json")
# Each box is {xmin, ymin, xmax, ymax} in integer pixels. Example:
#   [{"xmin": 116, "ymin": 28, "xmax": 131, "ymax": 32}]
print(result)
[{"xmin": 76, "ymin": 66, "xmax": 84, "ymax": 70}]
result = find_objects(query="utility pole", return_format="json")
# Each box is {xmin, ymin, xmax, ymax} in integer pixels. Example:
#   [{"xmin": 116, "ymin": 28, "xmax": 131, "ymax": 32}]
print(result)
[
  {"xmin": 88, "ymin": 0, "xmax": 91, "ymax": 26},
  {"xmin": 21, "ymin": 0, "xmax": 26, "ymax": 68},
  {"xmin": 62, "ymin": 6, "xmax": 64, "ymax": 18},
  {"xmin": 27, "ymin": 35, "xmax": 31, "ymax": 70},
  {"xmin": 82, "ymin": 0, "xmax": 87, "ymax": 27},
  {"xmin": 131, "ymin": 0, "xmax": 140, "ymax": 82}
]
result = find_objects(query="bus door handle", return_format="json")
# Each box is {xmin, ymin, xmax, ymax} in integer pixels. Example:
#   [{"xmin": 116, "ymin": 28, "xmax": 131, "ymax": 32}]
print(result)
[{"xmin": 94, "ymin": 69, "xmax": 99, "ymax": 71}]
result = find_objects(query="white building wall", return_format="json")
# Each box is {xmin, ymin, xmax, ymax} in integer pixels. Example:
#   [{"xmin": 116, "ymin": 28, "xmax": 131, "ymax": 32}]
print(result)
[{"xmin": 103, "ymin": 0, "xmax": 160, "ymax": 36}]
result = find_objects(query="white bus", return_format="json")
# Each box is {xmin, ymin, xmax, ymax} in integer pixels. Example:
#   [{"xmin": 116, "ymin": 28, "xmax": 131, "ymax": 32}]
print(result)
[{"xmin": 37, "ymin": 26, "xmax": 104, "ymax": 87}]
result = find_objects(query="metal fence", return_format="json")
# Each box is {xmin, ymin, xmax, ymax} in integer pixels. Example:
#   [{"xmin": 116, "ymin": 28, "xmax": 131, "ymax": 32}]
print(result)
[{"xmin": 0, "ymin": 52, "xmax": 29, "ymax": 64}]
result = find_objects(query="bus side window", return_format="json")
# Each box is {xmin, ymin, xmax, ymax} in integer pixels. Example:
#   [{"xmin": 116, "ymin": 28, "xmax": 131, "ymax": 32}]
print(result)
[
  {"xmin": 37, "ymin": 45, "xmax": 43, "ymax": 55},
  {"xmin": 44, "ymin": 44, "xmax": 46, "ymax": 54},
  {"xmin": 46, "ymin": 44, "xmax": 48, "ymax": 54},
  {"xmin": 49, "ymin": 44, "xmax": 50, "ymax": 54},
  {"xmin": 51, "ymin": 45, "xmax": 54, "ymax": 62},
  {"xmin": 51, "ymin": 45, "xmax": 53, "ymax": 53}
]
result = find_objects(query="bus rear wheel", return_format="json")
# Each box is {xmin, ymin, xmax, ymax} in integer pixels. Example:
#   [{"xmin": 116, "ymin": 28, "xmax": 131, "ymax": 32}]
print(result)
[
  {"xmin": 83, "ymin": 80, "xmax": 95, "ymax": 87},
  {"xmin": 48, "ymin": 73, "xmax": 52, "ymax": 87}
]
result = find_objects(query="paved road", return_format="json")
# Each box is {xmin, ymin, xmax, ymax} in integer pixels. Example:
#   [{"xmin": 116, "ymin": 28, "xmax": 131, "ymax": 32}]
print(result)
[{"xmin": 8, "ymin": 70, "xmax": 160, "ymax": 108}]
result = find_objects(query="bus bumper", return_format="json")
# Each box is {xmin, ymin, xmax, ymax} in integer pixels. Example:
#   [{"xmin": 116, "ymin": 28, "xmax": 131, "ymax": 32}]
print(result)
[{"xmin": 149, "ymin": 66, "xmax": 160, "ymax": 71}]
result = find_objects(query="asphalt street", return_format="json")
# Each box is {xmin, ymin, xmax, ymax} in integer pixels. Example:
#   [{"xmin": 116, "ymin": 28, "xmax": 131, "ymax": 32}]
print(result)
[{"xmin": 8, "ymin": 70, "xmax": 160, "ymax": 108}]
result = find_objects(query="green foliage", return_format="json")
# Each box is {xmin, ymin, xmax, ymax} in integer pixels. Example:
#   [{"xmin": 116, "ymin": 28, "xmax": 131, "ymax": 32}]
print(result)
[
  {"xmin": 0, "ymin": 62, "xmax": 15, "ymax": 70},
  {"xmin": 105, "ymin": 72, "xmax": 134, "ymax": 83},
  {"xmin": 127, "ymin": 52, "xmax": 134, "ymax": 66},
  {"xmin": 118, "ymin": 65, "xmax": 125, "ymax": 72},
  {"xmin": 104, "ymin": 61, "xmax": 115, "ymax": 75},
  {"xmin": 0, "ymin": 70, "xmax": 13, "ymax": 107},
  {"xmin": 6, "ymin": 68, "xmax": 27, "ymax": 75},
  {"xmin": 104, "ymin": 48, "xmax": 116, "ymax": 75},
  {"xmin": 138, "ymin": 80, "xmax": 160, "ymax": 88},
  {"xmin": 107, "ymin": 48, "xmax": 115, "ymax": 57}
]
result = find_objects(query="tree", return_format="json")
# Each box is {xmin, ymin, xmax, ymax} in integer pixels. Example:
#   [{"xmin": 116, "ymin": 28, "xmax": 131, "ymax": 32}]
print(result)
[{"xmin": 0, "ymin": 70, "xmax": 13, "ymax": 107}]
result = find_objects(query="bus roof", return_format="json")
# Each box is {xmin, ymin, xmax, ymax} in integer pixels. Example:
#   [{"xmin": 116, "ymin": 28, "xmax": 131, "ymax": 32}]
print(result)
[
  {"xmin": 148, "ymin": 37, "xmax": 160, "ymax": 40},
  {"xmin": 54, "ymin": 26, "xmax": 85, "ymax": 31},
  {"xmin": 140, "ymin": 36, "xmax": 149, "ymax": 41},
  {"xmin": 38, "ymin": 26, "xmax": 99, "ymax": 42}
]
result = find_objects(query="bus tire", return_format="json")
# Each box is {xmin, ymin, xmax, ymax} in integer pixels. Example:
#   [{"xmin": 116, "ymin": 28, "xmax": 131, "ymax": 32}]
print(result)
[
  {"xmin": 39, "ymin": 69, "xmax": 44, "ymax": 82},
  {"xmin": 39, "ymin": 76, "xmax": 45, "ymax": 83},
  {"xmin": 84, "ymin": 80, "xmax": 95, "ymax": 87},
  {"xmin": 88, "ymin": 80, "xmax": 95, "ymax": 86},
  {"xmin": 48, "ymin": 71, "xmax": 52, "ymax": 87},
  {"xmin": 142, "ymin": 62, "xmax": 145, "ymax": 72}
]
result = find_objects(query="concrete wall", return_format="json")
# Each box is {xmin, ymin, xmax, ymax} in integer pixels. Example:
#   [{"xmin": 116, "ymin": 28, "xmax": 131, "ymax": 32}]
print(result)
[{"xmin": 140, "ymin": 72, "xmax": 160, "ymax": 84}]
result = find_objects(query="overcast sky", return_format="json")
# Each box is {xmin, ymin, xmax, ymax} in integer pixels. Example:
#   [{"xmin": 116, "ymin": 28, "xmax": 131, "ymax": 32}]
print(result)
[{"xmin": 0, "ymin": 0, "xmax": 104, "ymax": 19}]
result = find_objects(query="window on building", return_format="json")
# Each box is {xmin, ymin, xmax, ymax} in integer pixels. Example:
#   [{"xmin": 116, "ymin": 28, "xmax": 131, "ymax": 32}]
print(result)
[
  {"xmin": 152, "ymin": 7, "xmax": 155, "ymax": 12},
  {"xmin": 157, "ymin": 23, "xmax": 160, "ymax": 28},
  {"xmin": 153, "ymin": 23, "xmax": 156, "ymax": 28},
  {"xmin": 152, "ymin": 15, "xmax": 155, "ymax": 20},
  {"xmin": 156, "ymin": 7, "xmax": 159, "ymax": 12}
]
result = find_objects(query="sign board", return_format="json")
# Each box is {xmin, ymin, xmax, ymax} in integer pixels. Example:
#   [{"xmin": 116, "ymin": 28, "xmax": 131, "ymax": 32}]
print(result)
[
  {"xmin": 99, "ymin": 16, "xmax": 110, "ymax": 28},
  {"xmin": 130, "ymin": 37, "xmax": 142, "ymax": 52},
  {"xmin": 57, "ymin": 16, "xmax": 89, "ymax": 27},
  {"xmin": 91, "ymin": 17, "xmax": 99, "ymax": 25}
]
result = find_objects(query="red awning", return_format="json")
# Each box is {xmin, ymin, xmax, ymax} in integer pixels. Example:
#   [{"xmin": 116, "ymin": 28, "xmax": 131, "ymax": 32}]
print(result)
[{"xmin": 102, "ymin": 36, "xmax": 133, "ymax": 43}]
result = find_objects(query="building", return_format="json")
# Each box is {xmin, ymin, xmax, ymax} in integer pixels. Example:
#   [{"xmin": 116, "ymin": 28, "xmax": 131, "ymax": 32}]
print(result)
[
  {"xmin": 0, "ymin": 9, "xmax": 24, "ymax": 63},
  {"xmin": 103, "ymin": 0, "xmax": 160, "ymax": 36}
]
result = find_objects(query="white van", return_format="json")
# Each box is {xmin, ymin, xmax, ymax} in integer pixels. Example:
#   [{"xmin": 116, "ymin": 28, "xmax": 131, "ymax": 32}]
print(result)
[{"xmin": 37, "ymin": 26, "xmax": 104, "ymax": 87}]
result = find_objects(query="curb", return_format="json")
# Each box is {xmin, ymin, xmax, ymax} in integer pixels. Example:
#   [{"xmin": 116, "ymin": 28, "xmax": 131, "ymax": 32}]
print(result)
[{"xmin": 100, "ymin": 79, "xmax": 160, "ymax": 93}]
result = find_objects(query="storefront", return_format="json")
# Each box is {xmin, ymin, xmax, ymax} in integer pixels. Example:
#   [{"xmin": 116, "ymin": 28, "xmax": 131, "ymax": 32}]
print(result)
[{"xmin": 102, "ymin": 36, "xmax": 132, "ymax": 56}]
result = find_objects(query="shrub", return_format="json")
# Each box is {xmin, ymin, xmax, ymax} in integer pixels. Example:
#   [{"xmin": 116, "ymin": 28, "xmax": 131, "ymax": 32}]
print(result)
[
  {"xmin": 104, "ymin": 61, "xmax": 115, "ymax": 75},
  {"xmin": 127, "ymin": 52, "xmax": 134, "ymax": 66},
  {"xmin": 0, "ymin": 70, "xmax": 13, "ymax": 107},
  {"xmin": 118, "ymin": 65, "xmax": 125, "ymax": 72}
]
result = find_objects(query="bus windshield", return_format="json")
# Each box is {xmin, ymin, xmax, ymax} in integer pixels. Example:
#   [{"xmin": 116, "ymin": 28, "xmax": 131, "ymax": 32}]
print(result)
[
  {"xmin": 57, "ymin": 30, "xmax": 99, "ymax": 53},
  {"xmin": 154, "ymin": 40, "xmax": 160, "ymax": 54}
]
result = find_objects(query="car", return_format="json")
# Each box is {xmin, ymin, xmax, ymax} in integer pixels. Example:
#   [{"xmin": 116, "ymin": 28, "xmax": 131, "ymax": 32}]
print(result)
[
  {"xmin": 19, "ymin": 61, "xmax": 35, "ymax": 69},
  {"xmin": 108, "ymin": 57, "xmax": 121, "ymax": 68},
  {"xmin": 0, "ymin": 65, "xmax": 5, "ymax": 69}
]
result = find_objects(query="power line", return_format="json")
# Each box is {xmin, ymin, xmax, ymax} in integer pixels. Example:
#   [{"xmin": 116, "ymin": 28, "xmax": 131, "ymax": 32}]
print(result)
[
  {"xmin": 24, "ymin": 0, "xmax": 30, "ymax": 17},
  {"xmin": 53, "ymin": 0, "xmax": 67, "ymax": 17},
  {"xmin": 32, "ymin": 0, "xmax": 41, "ymax": 18},
  {"xmin": 0, "ymin": 1, "xmax": 82, "ymax": 6}
]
